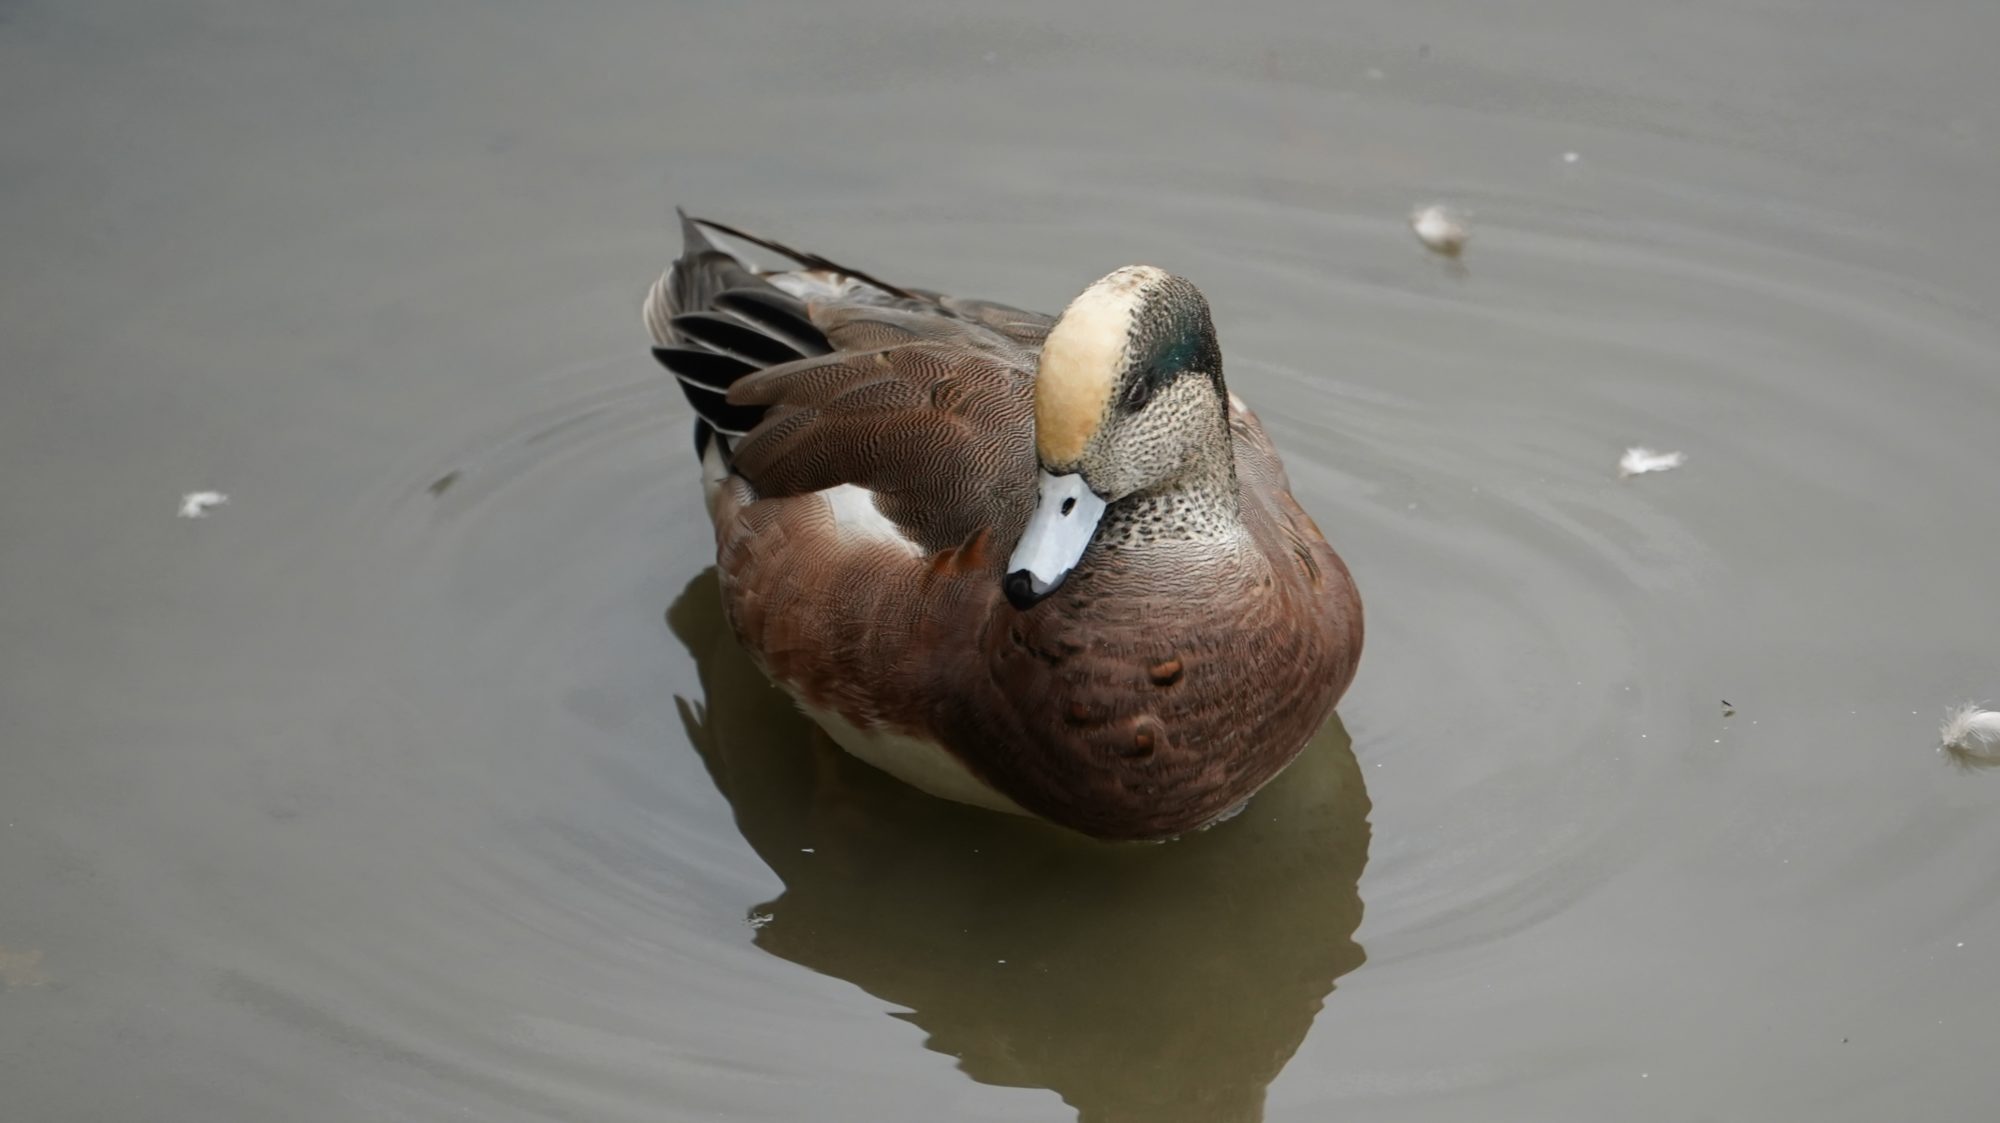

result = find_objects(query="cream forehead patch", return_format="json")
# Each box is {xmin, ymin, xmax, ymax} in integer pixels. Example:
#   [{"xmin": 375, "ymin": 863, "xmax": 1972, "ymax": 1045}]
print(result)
[{"xmin": 1034, "ymin": 267, "xmax": 1165, "ymax": 465}]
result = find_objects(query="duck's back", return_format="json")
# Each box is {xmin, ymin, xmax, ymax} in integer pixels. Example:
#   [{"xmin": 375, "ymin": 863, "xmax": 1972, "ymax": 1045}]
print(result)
[{"xmin": 646, "ymin": 216, "xmax": 1078, "ymax": 814}]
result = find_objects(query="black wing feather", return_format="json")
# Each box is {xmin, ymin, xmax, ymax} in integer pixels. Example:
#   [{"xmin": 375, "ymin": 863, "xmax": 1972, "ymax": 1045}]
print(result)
[
  {"xmin": 654, "ymin": 211, "xmax": 918, "ymax": 460},
  {"xmin": 651, "ymin": 346, "xmax": 755, "ymax": 393}
]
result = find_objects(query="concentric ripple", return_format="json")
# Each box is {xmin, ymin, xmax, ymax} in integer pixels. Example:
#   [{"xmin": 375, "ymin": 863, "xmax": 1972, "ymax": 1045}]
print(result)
[{"xmin": 164, "ymin": 188, "xmax": 2000, "ymax": 1122}]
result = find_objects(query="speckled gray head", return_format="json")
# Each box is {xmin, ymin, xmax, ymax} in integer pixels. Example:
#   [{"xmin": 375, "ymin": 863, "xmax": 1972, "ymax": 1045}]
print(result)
[{"xmin": 1004, "ymin": 266, "xmax": 1233, "ymax": 610}]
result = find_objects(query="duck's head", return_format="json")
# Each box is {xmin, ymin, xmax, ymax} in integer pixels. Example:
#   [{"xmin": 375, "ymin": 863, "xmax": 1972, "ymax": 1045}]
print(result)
[{"xmin": 1004, "ymin": 266, "xmax": 1232, "ymax": 610}]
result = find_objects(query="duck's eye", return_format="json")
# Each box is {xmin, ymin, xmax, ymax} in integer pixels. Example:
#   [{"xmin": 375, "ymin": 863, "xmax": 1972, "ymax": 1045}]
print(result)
[{"xmin": 1121, "ymin": 374, "xmax": 1156, "ymax": 413}]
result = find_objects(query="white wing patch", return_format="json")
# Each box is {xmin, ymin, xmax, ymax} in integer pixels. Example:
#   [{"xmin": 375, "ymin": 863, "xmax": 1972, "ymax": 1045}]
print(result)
[
  {"xmin": 800, "ymin": 702, "xmax": 1029, "ymax": 816},
  {"xmin": 821, "ymin": 484, "xmax": 921, "ymax": 556}
]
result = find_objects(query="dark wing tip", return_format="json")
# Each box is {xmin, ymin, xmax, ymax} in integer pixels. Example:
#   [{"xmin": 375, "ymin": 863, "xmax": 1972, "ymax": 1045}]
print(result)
[
  {"xmin": 685, "ymin": 215, "xmax": 921, "ymax": 302},
  {"xmin": 677, "ymin": 207, "xmax": 716, "ymax": 255}
]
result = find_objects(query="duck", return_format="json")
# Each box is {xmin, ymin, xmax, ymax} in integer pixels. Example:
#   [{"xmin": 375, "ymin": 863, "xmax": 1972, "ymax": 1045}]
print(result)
[{"xmin": 644, "ymin": 213, "xmax": 1362, "ymax": 841}]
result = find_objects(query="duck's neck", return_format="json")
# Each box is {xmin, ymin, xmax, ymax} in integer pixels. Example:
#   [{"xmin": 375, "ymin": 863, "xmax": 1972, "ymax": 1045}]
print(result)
[{"xmin": 1095, "ymin": 448, "xmax": 1241, "ymax": 550}]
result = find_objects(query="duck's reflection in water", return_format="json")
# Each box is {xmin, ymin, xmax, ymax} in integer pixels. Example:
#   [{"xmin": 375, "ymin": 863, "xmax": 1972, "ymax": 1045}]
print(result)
[{"xmin": 669, "ymin": 571, "xmax": 1370, "ymax": 1123}]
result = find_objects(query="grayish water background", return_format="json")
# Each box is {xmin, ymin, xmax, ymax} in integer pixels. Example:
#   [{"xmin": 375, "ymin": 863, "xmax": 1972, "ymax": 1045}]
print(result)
[{"xmin": 4, "ymin": 1, "xmax": 1999, "ymax": 1120}]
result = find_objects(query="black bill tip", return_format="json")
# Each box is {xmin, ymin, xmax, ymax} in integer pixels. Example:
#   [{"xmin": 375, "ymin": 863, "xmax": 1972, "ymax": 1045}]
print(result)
[{"xmin": 1003, "ymin": 569, "xmax": 1059, "ymax": 612}]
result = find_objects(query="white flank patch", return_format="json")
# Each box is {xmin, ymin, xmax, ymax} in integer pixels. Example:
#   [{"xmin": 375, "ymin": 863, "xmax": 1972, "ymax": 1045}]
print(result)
[
  {"xmin": 699, "ymin": 435, "xmax": 731, "ymax": 522},
  {"xmin": 821, "ymin": 484, "xmax": 920, "ymax": 555},
  {"xmin": 1618, "ymin": 447, "xmax": 1686, "ymax": 478},
  {"xmin": 1940, "ymin": 702, "xmax": 2000, "ymax": 769},
  {"xmin": 799, "ymin": 702, "xmax": 1030, "ymax": 816},
  {"xmin": 178, "ymin": 491, "xmax": 228, "ymax": 518}
]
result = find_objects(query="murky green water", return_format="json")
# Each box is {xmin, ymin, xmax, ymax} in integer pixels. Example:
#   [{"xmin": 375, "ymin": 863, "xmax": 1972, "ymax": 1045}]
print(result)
[{"xmin": 5, "ymin": 2, "xmax": 1999, "ymax": 1120}]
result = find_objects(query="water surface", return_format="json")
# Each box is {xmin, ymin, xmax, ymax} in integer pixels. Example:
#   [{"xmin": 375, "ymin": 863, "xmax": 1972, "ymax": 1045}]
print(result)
[{"xmin": 4, "ymin": 2, "xmax": 1999, "ymax": 1120}]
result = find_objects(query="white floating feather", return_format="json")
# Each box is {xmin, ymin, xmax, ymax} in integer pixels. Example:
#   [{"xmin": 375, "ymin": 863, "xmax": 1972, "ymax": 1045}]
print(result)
[
  {"xmin": 1940, "ymin": 703, "xmax": 2000, "ymax": 769},
  {"xmin": 1618, "ymin": 447, "xmax": 1685, "ymax": 478},
  {"xmin": 1409, "ymin": 204, "xmax": 1470, "ymax": 257},
  {"xmin": 178, "ymin": 491, "xmax": 228, "ymax": 518}
]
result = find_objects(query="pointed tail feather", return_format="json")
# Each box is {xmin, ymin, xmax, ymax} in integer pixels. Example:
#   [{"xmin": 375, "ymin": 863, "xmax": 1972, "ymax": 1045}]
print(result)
[{"xmin": 646, "ymin": 212, "xmax": 841, "ymax": 458}]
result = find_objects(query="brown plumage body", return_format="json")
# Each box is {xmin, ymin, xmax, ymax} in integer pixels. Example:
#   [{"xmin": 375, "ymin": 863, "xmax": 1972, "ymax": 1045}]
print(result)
[{"xmin": 647, "ymin": 216, "xmax": 1362, "ymax": 840}]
